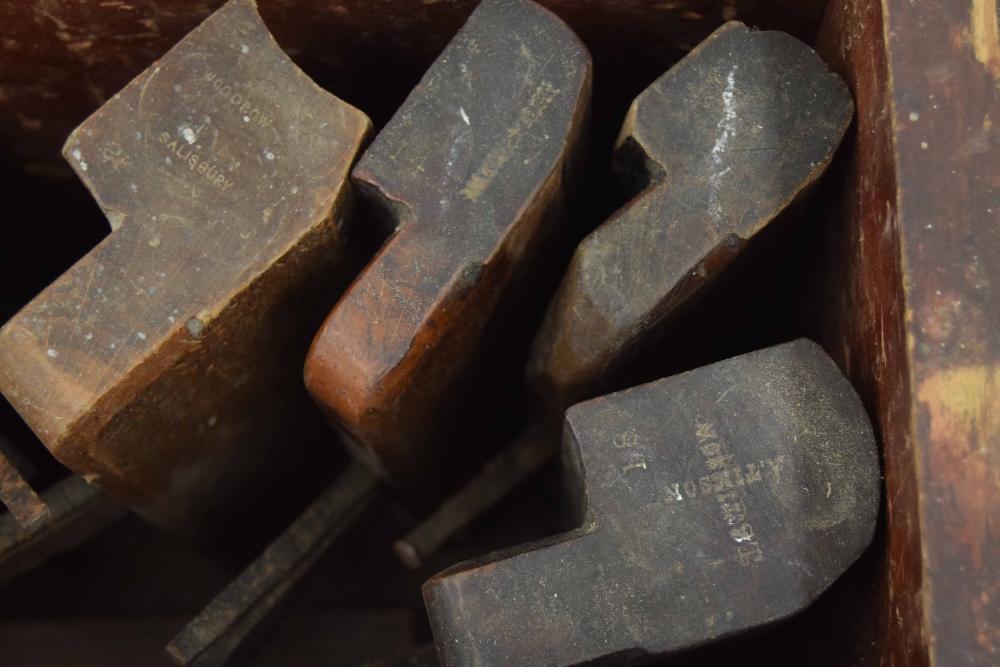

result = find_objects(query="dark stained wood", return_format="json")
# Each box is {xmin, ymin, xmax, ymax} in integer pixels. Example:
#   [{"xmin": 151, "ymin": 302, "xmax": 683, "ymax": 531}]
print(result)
[
  {"xmin": 166, "ymin": 463, "xmax": 380, "ymax": 667},
  {"xmin": 0, "ymin": 449, "xmax": 49, "ymax": 531},
  {"xmin": 392, "ymin": 22, "xmax": 855, "ymax": 569},
  {"xmin": 0, "ymin": 0, "xmax": 372, "ymax": 532},
  {"xmin": 393, "ymin": 424, "xmax": 554, "ymax": 570},
  {"xmin": 356, "ymin": 646, "xmax": 440, "ymax": 667},
  {"xmin": 305, "ymin": 0, "xmax": 591, "ymax": 485},
  {"xmin": 171, "ymin": 5, "xmax": 589, "ymax": 664},
  {"xmin": 528, "ymin": 21, "xmax": 854, "ymax": 423},
  {"xmin": 0, "ymin": 0, "xmax": 826, "ymax": 177},
  {"xmin": 784, "ymin": 0, "xmax": 915, "ymax": 664},
  {"xmin": 784, "ymin": 0, "xmax": 1000, "ymax": 663},
  {"xmin": 424, "ymin": 340, "xmax": 880, "ymax": 667},
  {"xmin": 0, "ymin": 609, "xmax": 414, "ymax": 667},
  {"xmin": 0, "ymin": 474, "xmax": 125, "ymax": 586}
]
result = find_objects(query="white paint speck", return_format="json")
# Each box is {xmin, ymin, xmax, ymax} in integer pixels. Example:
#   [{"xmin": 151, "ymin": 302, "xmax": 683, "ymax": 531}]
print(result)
[
  {"xmin": 243, "ymin": 115, "xmax": 250, "ymax": 122},
  {"xmin": 707, "ymin": 66, "xmax": 738, "ymax": 220},
  {"xmin": 240, "ymin": 44, "xmax": 249, "ymax": 54},
  {"xmin": 921, "ymin": 141, "xmax": 928, "ymax": 149},
  {"xmin": 130, "ymin": 183, "xmax": 138, "ymax": 192},
  {"xmin": 182, "ymin": 127, "xmax": 196, "ymax": 144},
  {"xmin": 109, "ymin": 343, "xmax": 116, "ymax": 349},
  {"xmin": 72, "ymin": 149, "xmax": 81, "ymax": 160},
  {"xmin": 46, "ymin": 348, "xmax": 58, "ymax": 358},
  {"xmin": 459, "ymin": 107, "xmax": 470, "ymax": 125},
  {"xmin": 909, "ymin": 112, "xmax": 919, "ymax": 121},
  {"xmin": 79, "ymin": 161, "xmax": 88, "ymax": 171},
  {"xmin": 136, "ymin": 332, "xmax": 146, "ymax": 340},
  {"xmin": 84, "ymin": 333, "xmax": 93, "ymax": 340},
  {"xmin": 168, "ymin": 316, "xmax": 176, "ymax": 324},
  {"xmin": 291, "ymin": 186, "xmax": 299, "ymax": 194},
  {"xmin": 264, "ymin": 150, "xmax": 275, "ymax": 160},
  {"xmin": 165, "ymin": 156, "xmax": 172, "ymax": 165}
]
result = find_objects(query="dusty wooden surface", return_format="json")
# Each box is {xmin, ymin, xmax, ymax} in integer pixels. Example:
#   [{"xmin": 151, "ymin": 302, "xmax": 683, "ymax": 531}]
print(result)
[
  {"xmin": 424, "ymin": 340, "xmax": 880, "ymax": 667},
  {"xmin": 0, "ymin": 0, "xmax": 826, "ymax": 177},
  {"xmin": 788, "ymin": 0, "xmax": 1000, "ymax": 664},
  {"xmin": 527, "ymin": 21, "xmax": 853, "ymax": 424},
  {"xmin": 305, "ymin": 0, "xmax": 591, "ymax": 485},
  {"xmin": 0, "ymin": 0, "xmax": 371, "ymax": 532},
  {"xmin": 392, "ymin": 22, "xmax": 853, "ymax": 568},
  {"xmin": 171, "ymin": 3, "xmax": 589, "ymax": 662}
]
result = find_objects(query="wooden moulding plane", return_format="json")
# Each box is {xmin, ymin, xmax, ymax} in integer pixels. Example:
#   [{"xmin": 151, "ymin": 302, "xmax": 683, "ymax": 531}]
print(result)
[
  {"xmin": 0, "ymin": 442, "xmax": 49, "ymax": 532},
  {"xmin": 0, "ymin": 0, "xmax": 371, "ymax": 534},
  {"xmin": 168, "ymin": 0, "xmax": 590, "ymax": 664},
  {"xmin": 395, "ymin": 21, "xmax": 856, "ymax": 568},
  {"xmin": 424, "ymin": 340, "xmax": 881, "ymax": 667},
  {"xmin": 0, "ymin": 474, "xmax": 125, "ymax": 587}
]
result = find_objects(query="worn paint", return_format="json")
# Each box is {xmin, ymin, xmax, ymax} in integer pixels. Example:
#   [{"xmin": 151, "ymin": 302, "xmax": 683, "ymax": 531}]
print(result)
[{"xmin": 971, "ymin": 0, "xmax": 1000, "ymax": 78}]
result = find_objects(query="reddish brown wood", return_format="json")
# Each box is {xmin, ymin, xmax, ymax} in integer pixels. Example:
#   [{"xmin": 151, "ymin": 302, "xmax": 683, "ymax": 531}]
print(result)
[
  {"xmin": 305, "ymin": 0, "xmax": 591, "ymax": 485},
  {"xmin": 883, "ymin": 0, "xmax": 1000, "ymax": 659},
  {"xmin": 173, "ymin": 4, "xmax": 589, "ymax": 664},
  {"xmin": 795, "ymin": 1, "xmax": 918, "ymax": 664},
  {"xmin": 789, "ymin": 0, "xmax": 1000, "ymax": 663},
  {"xmin": 0, "ymin": 0, "xmax": 371, "ymax": 532}
]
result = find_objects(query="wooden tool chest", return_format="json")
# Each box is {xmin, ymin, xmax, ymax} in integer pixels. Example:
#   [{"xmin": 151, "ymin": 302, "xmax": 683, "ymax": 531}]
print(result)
[{"xmin": 0, "ymin": 0, "xmax": 996, "ymax": 665}]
